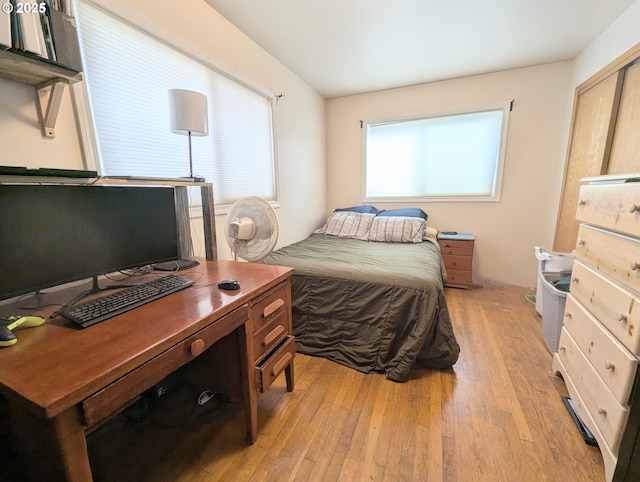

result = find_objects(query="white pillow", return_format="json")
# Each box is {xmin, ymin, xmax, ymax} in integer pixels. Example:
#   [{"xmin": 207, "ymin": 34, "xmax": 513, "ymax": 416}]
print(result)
[
  {"xmin": 364, "ymin": 216, "xmax": 426, "ymax": 243},
  {"xmin": 314, "ymin": 212, "xmax": 376, "ymax": 238}
]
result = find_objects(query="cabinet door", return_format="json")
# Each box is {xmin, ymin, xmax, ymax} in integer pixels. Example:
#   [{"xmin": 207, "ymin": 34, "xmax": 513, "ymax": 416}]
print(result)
[
  {"xmin": 553, "ymin": 72, "xmax": 621, "ymax": 252},
  {"xmin": 607, "ymin": 61, "xmax": 640, "ymax": 175}
]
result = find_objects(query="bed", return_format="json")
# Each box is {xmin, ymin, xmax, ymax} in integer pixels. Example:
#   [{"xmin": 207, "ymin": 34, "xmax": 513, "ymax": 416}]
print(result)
[{"xmin": 260, "ymin": 207, "xmax": 460, "ymax": 382}]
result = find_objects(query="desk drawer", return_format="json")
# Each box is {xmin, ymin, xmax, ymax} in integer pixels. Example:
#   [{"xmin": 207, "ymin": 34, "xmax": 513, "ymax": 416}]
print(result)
[
  {"xmin": 557, "ymin": 328, "xmax": 629, "ymax": 453},
  {"xmin": 82, "ymin": 305, "xmax": 248, "ymax": 427},
  {"xmin": 575, "ymin": 224, "xmax": 640, "ymax": 295},
  {"xmin": 563, "ymin": 295, "xmax": 637, "ymax": 405},
  {"xmin": 250, "ymin": 282, "xmax": 291, "ymax": 335},
  {"xmin": 570, "ymin": 260, "xmax": 640, "ymax": 355},
  {"xmin": 255, "ymin": 335, "xmax": 295, "ymax": 393},
  {"xmin": 252, "ymin": 317, "xmax": 289, "ymax": 363}
]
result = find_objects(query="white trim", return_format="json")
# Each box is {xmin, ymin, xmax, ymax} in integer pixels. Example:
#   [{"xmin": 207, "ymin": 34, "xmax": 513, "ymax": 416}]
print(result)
[{"xmin": 361, "ymin": 101, "xmax": 511, "ymax": 203}]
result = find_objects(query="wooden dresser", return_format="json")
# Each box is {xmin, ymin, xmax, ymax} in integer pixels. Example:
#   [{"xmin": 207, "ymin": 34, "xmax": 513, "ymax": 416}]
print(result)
[
  {"xmin": 437, "ymin": 233, "xmax": 475, "ymax": 289},
  {"xmin": 552, "ymin": 174, "xmax": 640, "ymax": 481}
]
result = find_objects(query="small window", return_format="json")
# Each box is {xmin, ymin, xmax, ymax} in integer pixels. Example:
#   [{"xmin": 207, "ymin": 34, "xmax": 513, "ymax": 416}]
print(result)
[{"xmin": 365, "ymin": 105, "xmax": 509, "ymax": 202}]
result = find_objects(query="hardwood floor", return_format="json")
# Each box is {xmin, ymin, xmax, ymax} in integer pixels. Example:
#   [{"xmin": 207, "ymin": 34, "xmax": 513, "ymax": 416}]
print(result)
[{"xmin": 88, "ymin": 285, "xmax": 606, "ymax": 482}]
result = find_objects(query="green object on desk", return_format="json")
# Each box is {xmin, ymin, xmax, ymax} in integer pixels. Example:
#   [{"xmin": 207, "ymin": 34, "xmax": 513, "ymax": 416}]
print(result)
[{"xmin": 0, "ymin": 315, "xmax": 45, "ymax": 347}]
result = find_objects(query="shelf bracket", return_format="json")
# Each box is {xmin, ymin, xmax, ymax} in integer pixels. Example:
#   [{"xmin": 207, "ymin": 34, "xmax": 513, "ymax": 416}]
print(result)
[{"xmin": 36, "ymin": 78, "xmax": 69, "ymax": 138}]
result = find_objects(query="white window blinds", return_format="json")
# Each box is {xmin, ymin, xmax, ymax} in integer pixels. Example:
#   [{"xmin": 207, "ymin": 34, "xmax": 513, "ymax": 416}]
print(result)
[
  {"xmin": 365, "ymin": 107, "xmax": 508, "ymax": 201},
  {"xmin": 76, "ymin": 1, "xmax": 276, "ymax": 205}
]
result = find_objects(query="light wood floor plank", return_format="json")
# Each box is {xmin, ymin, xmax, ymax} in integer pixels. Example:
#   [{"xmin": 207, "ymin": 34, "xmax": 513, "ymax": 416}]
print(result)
[{"xmin": 87, "ymin": 285, "xmax": 606, "ymax": 482}]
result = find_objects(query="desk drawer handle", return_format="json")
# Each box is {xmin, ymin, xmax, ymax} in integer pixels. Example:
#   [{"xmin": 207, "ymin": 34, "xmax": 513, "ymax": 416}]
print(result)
[
  {"xmin": 263, "ymin": 325, "xmax": 286, "ymax": 346},
  {"xmin": 579, "ymin": 199, "xmax": 588, "ymax": 206},
  {"xmin": 630, "ymin": 203, "xmax": 640, "ymax": 213},
  {"xmin": 597, "ymin": 406, "xmax": 607, "ymax": 417},
  {"xmin": 190, "ymin": 338, "xmax": 205, "ymax": 357},
  {"xmin": 271, "ymin": 352, "xmax": 293, "ymax": 377},
  {"xmin": 577, "ymin": 239, "xmax": 586, "ymax": 247},
  {"xmin": 631, "ymin": 261, "xmax": 640, "ymax": 271},
  {"xmin": 605, "ymin": 360, "xmax": 615, "ymax": 371},
  {"xmin": 618, "ymin": 313, "xmax": 628, "ymax": 323},
  {"xmin": 263, "ymin": 298, "xmax": 285, "ymax": 318}
]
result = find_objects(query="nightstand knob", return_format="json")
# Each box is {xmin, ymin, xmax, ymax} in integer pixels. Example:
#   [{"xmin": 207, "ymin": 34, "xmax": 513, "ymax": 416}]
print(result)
[
  {"xmin": 630, "ymin": 203, "xmax": 640, "ymax": 213},
  {"xmin": 631, "ymin": 261, "xmax": 640, "ymax": 271},
  {"xmin": 571, "ymin": 276, "xmax": 579, "ymax": 284},
  {"xmin": 605, "ymin": 360, "xmax": 615, "ymax": 371},
  {"xmin": 579, "ymin": 199, "xmax": 588, "ymax": 206},
  {"xmin": 597, "ymin": 406, "xmax": 607, "ymax": 417},
  {"xmin": 577, "ymin": 239, "xmax": 586, "ymax": 247},
  {"xmin": 564, "ymin": 312, "xmax": 572, "ymax": 319},
  {"xmin": 559, "ymin": 345, "xmax": 566, "ymax": 352},
  {"xmin": 618, "ymin": 313, "xmax": 629, "ymax": 323}
]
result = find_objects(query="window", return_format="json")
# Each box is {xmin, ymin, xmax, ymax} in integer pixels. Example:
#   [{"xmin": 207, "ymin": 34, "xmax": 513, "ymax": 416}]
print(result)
[
  {"xmin": 365, "ymin": 105, "xmax": 509, "ymax": 202},
  {"xmin": 75, "ymin": 1, "xmax": 277, "ymax": 206}
]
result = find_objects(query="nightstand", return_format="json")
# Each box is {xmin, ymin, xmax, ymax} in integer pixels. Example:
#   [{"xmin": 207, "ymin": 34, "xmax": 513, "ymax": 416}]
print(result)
[{"xmin": 437, "ymin": 233, "xmax": 475, "ymax": 289}]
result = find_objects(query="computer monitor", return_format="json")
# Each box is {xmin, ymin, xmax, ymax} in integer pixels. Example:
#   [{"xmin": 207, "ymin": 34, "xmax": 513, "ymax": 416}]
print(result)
[{"xmin": 0, "ymin": 184, "xmax": 179, "ymax": 301}]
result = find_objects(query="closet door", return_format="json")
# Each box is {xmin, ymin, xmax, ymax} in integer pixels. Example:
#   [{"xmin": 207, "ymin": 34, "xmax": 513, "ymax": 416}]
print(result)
[
  {"xmin": 553, "ymin": 72, "xmax": 621, "ymax": 253},
  {"xmin": 607, "ymin": 61, "xmax": 640, "ymax": 175}
]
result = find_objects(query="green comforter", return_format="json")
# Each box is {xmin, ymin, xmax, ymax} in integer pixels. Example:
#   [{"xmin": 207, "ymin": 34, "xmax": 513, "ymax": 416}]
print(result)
[{"xmin": 261, "ymin": 234, "xmax": 460, "ymax": 382}]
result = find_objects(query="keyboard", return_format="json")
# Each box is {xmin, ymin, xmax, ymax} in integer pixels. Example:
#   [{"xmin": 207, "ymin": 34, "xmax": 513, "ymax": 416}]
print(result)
[{"xmin": 59, "ymin": 275, "xmax": 194, "ymax": 328}]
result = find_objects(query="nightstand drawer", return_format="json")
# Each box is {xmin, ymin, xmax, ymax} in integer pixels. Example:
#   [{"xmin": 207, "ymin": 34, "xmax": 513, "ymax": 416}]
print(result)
[
  {"xmin": 444, "ymin": 270, "xmax": 472, "ymax": 286},
  {"xmin": 438, "ymin": 239, "xmax": 473, "ymax": 256},
  {"xmin": 442, "ymin": 255, "xmax": 472, "ymax": 271},
  {"xmin": 255, "ymin": 335, "xmax": 295, "ymax": 393}
]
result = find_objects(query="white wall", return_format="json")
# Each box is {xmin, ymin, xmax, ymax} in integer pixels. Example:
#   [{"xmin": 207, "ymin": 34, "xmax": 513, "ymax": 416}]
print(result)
[
  {"xmin": 0, "ymin": 0, "xmax": 327, "ymax": 259},
  {"xmin": 326, "ymin": 62, "xmax": 574, "ymax": 288}
]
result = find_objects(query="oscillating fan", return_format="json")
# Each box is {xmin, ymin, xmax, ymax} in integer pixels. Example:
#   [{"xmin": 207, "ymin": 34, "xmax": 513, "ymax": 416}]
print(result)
[{"xmin": 225, "ymin": 196, "xmax": 280, "ymax": 261}]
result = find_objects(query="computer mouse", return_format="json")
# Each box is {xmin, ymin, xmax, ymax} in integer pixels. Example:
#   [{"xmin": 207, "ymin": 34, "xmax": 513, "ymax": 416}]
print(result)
[{"xmin": 218, "ymin": 279, "xmax": 240, "ymax": 290}]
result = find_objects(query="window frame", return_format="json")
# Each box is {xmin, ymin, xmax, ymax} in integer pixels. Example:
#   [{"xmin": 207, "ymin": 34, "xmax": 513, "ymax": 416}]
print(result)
[
  {"xmin": 362, "ymin": 102, "xmax": 511, "ymax": 203},
  {"xmin": 71, "ymin": 0, "xmax": 281, "ymax": 212}
]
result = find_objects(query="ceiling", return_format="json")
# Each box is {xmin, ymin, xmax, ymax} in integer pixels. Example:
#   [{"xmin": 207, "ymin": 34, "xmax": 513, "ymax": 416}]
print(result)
[{"xmin": 204, "ymin": 0, "xmax": 636, "ymax": 99}]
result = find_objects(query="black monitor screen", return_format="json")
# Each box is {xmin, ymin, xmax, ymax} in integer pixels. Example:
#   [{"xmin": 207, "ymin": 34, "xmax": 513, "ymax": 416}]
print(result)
[{"xmin": 0, "ymin": 184, "xmax": 179, "ymax": 301}]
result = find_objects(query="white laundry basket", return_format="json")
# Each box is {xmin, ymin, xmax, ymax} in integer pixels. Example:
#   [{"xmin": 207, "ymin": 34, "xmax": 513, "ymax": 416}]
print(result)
[
  {"xmin": 534, "ymin": 247, "xmax": 575, "ymax": 316},
  {"xmin": 541, "ymin": 271, "xmax": 570, "ymax": 353}
]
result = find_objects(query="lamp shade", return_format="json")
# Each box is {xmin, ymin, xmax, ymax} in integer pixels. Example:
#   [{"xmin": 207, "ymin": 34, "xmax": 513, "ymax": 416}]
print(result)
[{"xmin": 168, "ymin": 89, "xmax": 209, "ymax": 136}]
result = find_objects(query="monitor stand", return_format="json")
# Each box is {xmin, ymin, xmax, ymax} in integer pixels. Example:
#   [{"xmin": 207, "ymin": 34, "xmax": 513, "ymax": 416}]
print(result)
[{"xmin": 64, "ymin": 275, "xmax": 136, "ymax": 308}]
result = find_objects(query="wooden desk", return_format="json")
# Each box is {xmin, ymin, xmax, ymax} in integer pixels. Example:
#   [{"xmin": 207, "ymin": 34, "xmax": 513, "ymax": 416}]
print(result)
[{"xmin": 0, "ymin": 260, "xmax": 294, "ymax": 481}]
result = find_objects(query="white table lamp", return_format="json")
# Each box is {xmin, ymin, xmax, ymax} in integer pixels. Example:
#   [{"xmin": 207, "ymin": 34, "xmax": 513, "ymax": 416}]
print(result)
[{"xmin": 168, "ymin": 89, "xmax": 208, "ymax": 181}]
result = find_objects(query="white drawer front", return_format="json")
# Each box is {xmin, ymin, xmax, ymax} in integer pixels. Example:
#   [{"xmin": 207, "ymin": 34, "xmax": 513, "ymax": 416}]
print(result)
[
  {"xmin": 563, "ymin": 295, "xmax": 637, "ymax": 405},
  {"xmin": 575, "ymin": 224, "xmax": 640, "ymax": 295},
  {"xmin": 570, "ymin": 259, "xmax": 640, "ymax": 355},
  {"xmin": 577, "ymin": 182, "xmax": 640, "ymax": 237},
  {"xmin": 556, "ymin": 328, "xmax": 630, "ymax": 453}
]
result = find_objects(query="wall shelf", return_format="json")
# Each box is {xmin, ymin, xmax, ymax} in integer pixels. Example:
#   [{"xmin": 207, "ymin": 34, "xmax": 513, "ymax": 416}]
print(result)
[{"xmin": 0, "ymin": 49, "xmax": 83, "ymax": 137}]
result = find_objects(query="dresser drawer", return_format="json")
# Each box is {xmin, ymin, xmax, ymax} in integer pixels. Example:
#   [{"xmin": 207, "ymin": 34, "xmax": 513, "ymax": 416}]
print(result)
[
  {"xmin": 563, "ymin": 295, "xmax": 637, "ymax": 405},
  {"xmin": 570, "ymin": 259, "xmax": 640, "ymax": 355},
  {"xmin": 255, "ymin": 335, "xmax": 295, "ymax": 393},
  {"xmin": 577, "ymin": 182, "xmax": 640, "ymax": 237},
  {"xmin": 557, "ymin": 328, "xmax": 630, "ymax": 453},
  {"xmin": 250, "ymin": 282, "xmax": 291, "ymax": 335},
  {"xmin": 438, "ymin": 239, "xmax": 473, "ymax": 256},
  {"xmin": 82, "ymin": 304, "xmax": 248, "ymax": 427},
  {"xmin": 575, "ymin": 224, "xmax": 640, "ymax": 295},
  {"xmin": 442, "ymin": 255, "xmax": 472, "ymax": 272}
]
